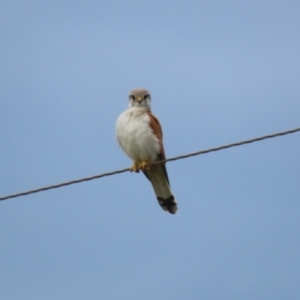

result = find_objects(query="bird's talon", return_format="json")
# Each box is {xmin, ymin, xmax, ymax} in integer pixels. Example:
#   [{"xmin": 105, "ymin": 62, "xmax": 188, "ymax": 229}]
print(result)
[
  {"xmin": 138, "ymin": 161, "xmax": 150, "ymax": 171},
  {"xmin": 129, "ymin": 163, "xmax": 140, "ymax": 173}
]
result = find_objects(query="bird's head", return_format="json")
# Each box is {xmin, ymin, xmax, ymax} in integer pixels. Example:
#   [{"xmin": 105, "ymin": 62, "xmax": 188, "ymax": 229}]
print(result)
[{"xmin": 128, "ymin": 88, "xmax": 151, "ymax": 110}]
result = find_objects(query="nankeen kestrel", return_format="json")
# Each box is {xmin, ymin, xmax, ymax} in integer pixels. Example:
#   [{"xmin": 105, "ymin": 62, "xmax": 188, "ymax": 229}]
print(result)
[{"xmin": 116, "ymin": 88, "xmax": 178, "ymax": 214}]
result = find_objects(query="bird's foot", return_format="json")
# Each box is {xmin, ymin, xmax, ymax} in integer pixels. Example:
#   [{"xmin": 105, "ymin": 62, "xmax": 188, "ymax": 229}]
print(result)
[
  {"xmin": 129, "ymin": 162, "xmax": 140, "ymax": 173},
  {"xmin": 138, "ymin": 161, "xmax": 150, "ymax": 171}
]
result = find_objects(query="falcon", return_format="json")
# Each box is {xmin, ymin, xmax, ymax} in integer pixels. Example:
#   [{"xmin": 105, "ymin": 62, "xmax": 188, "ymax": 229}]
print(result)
[{"xmin": 116, "ymin": 88, "xmax": 178, "ymax": 214}]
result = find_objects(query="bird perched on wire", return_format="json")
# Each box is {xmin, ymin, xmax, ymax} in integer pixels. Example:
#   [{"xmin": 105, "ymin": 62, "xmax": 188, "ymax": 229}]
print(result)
[{"xmin": 116, "ymin": 88, "xmax": 178, "ymax": 214}]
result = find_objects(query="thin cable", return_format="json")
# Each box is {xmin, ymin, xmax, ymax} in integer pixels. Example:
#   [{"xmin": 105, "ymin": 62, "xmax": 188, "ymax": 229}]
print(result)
[{"xmin": 1, "ymin": 127, "xmax": 299, "ymax": 201}]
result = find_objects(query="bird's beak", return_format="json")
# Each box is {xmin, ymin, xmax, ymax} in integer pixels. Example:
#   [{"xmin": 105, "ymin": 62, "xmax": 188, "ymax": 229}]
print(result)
[{"xmin": 137, "ymin": 97, "xmax": 142, "ymax": 103}]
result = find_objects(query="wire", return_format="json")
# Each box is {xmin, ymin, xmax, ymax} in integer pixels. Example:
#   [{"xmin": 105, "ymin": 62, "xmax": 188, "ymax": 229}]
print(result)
[{"xmin": 1, "ymin": 127, "xmax": 299, "ymax": 201}]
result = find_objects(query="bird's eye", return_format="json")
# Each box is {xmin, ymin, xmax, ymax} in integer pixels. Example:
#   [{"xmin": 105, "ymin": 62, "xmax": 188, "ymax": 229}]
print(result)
[
  {"xmin": 144, "ymin": 94, "xmax": 149, "ymax": 100},
  {"xmin": 130, "ymin": 95, "xmax": 136, "ymax": 100}
]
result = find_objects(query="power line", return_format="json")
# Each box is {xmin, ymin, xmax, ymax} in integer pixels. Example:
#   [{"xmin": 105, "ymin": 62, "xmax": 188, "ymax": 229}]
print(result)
[{"xmin": 1, "ymin": 127, "xmax": 299, "ymax": 202}]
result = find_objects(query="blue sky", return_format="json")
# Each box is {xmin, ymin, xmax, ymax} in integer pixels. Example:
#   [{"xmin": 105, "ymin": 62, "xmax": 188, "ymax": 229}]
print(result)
[{"xmin": 1, "ymin": 1, "xmax": 300, "ymax": 299}]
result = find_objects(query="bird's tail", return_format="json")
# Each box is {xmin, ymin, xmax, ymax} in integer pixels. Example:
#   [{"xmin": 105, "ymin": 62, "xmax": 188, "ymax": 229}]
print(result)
[
  {"xmin": 143, "ymin": 164, "xmax": 178, "ymax": 214},
  {"xmin": 156, "ymin": 194, "xmax": 178, "ymax": 214}
]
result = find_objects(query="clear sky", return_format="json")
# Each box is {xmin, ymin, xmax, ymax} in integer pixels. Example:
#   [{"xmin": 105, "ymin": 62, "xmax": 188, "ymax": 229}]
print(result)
[{"xmin": 1, "ymin": 1, "xmax": 300, "ymax": 299}]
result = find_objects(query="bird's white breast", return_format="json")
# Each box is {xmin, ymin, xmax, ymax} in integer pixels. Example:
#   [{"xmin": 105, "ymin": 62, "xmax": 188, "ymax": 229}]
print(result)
[{"xmin": 116, "ymin": 107, "xmax": 160, "ymax": 163}]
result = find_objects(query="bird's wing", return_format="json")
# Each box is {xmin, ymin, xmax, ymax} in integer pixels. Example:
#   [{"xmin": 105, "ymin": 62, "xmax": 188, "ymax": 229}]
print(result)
[{"xmin": 142, "ymin": 112, "xmax": 177, "ymax": 214}]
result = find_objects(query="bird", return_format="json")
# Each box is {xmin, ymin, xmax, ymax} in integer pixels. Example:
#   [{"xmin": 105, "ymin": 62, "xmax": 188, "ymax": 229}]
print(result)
[{"xmin": 116, "ymin": 88, "xmax": 178, "ymax": 214}]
